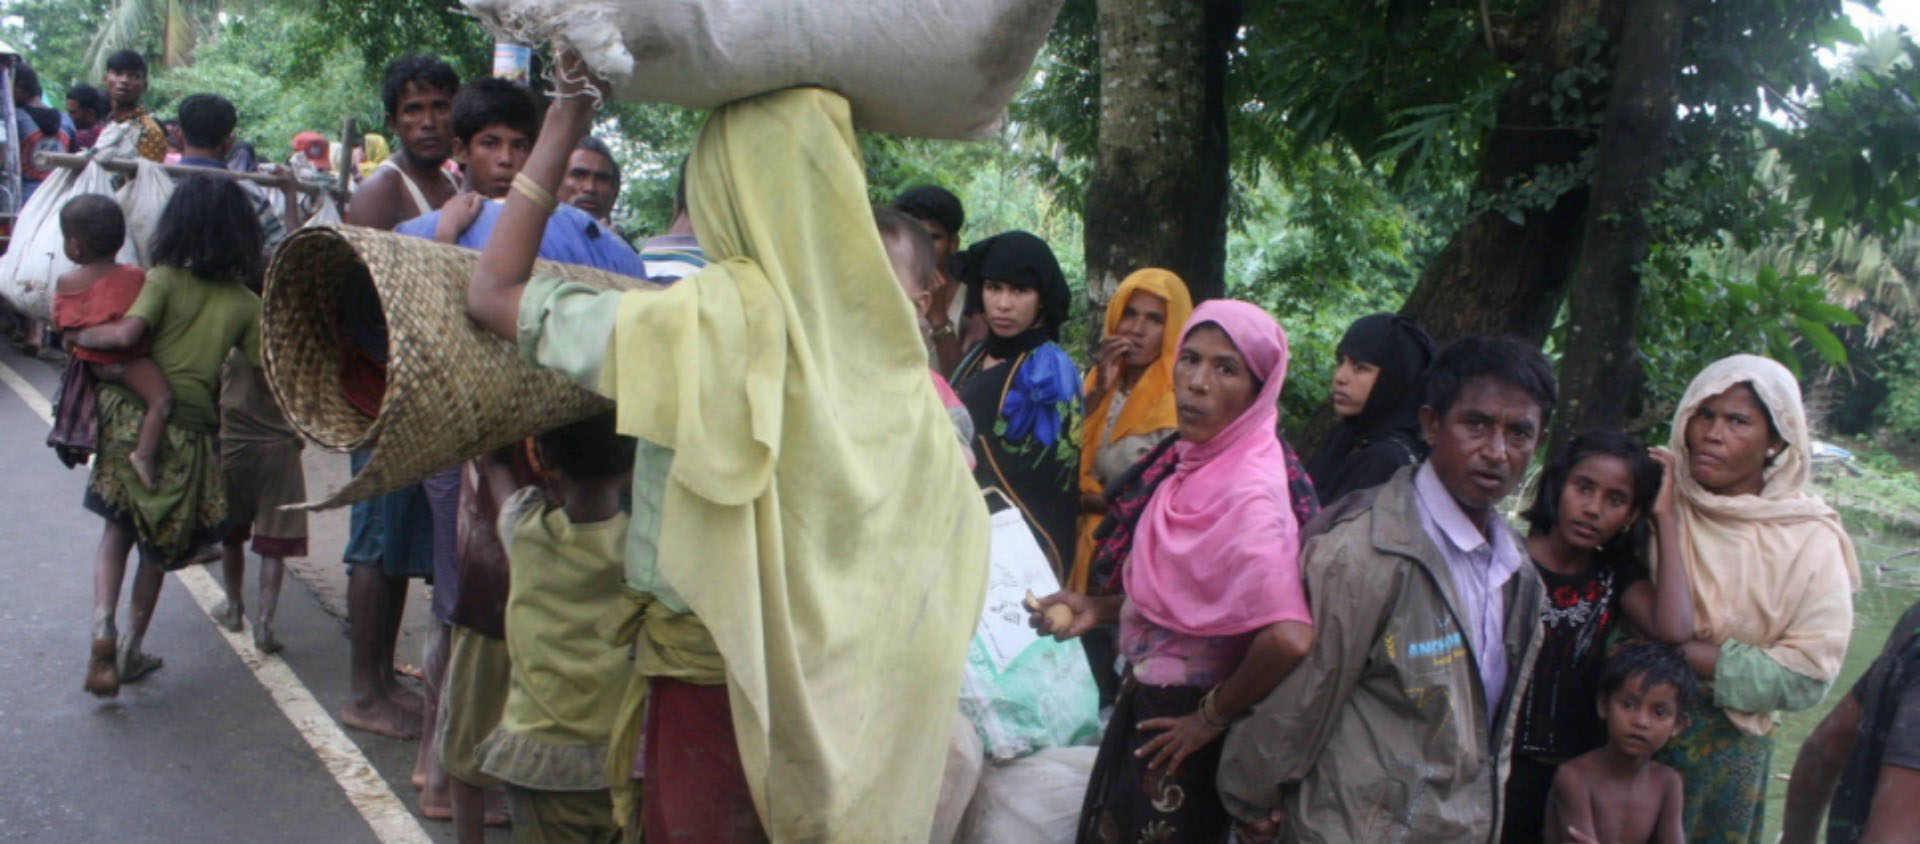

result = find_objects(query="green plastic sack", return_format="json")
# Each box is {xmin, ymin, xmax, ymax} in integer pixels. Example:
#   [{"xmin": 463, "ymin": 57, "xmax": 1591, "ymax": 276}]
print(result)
[{"xmin": 957, "ymin": 499, "xmax": 1101, "ymax": 761}]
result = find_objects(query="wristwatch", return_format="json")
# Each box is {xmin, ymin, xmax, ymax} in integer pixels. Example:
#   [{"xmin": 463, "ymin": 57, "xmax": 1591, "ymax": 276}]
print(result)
[{"xmin": 928, "ymin": 321, "xmax": 957, "ymax": 339}]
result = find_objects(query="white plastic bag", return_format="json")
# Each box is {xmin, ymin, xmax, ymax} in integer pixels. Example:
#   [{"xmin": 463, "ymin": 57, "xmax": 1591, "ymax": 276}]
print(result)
[
  {"xmin": 0, "ymin": 157, "xmax": 134, "ymax": 319},
  {"xmin": 115, "ymin": 158, "xmax": 175, "ymax": 267},
  {"xmin": 957, "ymin": 746, "xmax": 1097, "ymax": 844},
  {"xmin": 463, "ymin": 0, "xmax": 1064, "ymax": 140},
  {"xmin": 301, "ymin": 193, "xmax": 343, "ymax": 229},
  {"xmin": 958, "ymin": 497, "xmax": 1102, "ymax": 761},
  {"xmin": 931, "ymin": 710, "xmax": 984, "ymax": 844},
  {"xmin": 90, "ymin": 119, "xmax": 142, "ymax": 161}
]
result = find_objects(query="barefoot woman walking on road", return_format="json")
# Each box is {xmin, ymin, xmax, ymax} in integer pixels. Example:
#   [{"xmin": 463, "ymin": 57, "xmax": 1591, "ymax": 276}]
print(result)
[{"xmin": 73, "ymin": 174, "xmax": 267, "ymax": 697}]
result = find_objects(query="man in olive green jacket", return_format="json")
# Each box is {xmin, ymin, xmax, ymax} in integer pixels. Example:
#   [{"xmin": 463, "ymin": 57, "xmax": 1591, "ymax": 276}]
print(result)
[{"xmin": 1218, "ymin": 336, "xmax": 1553, "ymax": 844}]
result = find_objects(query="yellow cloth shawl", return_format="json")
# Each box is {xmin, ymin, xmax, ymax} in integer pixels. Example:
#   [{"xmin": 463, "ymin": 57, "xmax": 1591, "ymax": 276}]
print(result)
[
  {"xmin": 1069, "ymin": 269, "xmax": 1192, "ymax": 592},
  {"xmin": 1667, "ymin": 354, "xmax": 1859, "ymax": 735},
  {"xmin": 596, "ymin": 88, "xmax": 990, "ymax": 841}
]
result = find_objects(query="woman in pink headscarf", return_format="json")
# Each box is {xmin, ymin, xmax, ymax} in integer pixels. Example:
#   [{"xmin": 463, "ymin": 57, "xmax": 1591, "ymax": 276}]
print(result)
[{"xmin": 1034, "ymin": 299, "xmax": 1317, "ymax": 844}]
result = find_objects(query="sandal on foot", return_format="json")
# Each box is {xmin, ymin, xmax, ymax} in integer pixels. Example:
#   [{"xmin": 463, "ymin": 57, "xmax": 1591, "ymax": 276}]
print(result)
[
  {"xmin": 84, "ymin": 637, "xmax": 119, "ymax": 697},
  {"xmin": 119, "ymin": 648, "xmax": 163, "ymax": 684}
]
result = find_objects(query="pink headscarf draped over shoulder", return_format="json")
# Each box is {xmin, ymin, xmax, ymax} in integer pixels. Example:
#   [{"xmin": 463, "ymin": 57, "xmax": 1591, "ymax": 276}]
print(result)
[{"xmin": 1123, "ymin": 300, "xmax": 1310, "ymax": 637}]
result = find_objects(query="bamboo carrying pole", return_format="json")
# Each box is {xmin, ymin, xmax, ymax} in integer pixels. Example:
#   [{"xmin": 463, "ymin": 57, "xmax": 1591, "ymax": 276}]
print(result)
[{"xmin": 31, "ymin": 151, "xmax": 349, "ymax": 201}]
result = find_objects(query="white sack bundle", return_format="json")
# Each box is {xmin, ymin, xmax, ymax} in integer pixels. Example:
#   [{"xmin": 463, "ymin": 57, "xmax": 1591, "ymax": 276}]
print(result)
[
  {"xmin": 0, "ymin": 157, "xmax": 138, "ymax": 319},
  {"xmin": 462, "ymin": 0, "xmax": 1065, "ymax": 140},
  {"xmin": 956, "ymin": 746, "xmax": 1097, "ymax": 844},
  {"xmin": 114, "ymin": 159, "xmax": 175, "ymax": 268}
]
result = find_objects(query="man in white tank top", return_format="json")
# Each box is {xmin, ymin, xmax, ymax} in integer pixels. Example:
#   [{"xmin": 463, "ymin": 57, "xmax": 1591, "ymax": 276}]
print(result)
[
  {"xmin": 347, "ymin": 57, "xmax": 461, "ymax": 230},
  {"xmin": 336, "ymin": 56, "xmax": 461, "ymax": 758}
]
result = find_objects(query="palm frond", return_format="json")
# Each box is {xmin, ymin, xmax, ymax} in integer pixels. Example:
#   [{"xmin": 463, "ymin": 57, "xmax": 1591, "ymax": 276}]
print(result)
[{"xmin": 83, "ymin": 0, "xmax": 162, "ymax": 79}]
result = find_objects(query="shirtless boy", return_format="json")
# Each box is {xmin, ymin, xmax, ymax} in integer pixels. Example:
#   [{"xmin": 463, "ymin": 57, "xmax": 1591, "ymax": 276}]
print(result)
[{"xmin": 1545, "ymin": 642, "xmax": 1694, "ymax": 844}]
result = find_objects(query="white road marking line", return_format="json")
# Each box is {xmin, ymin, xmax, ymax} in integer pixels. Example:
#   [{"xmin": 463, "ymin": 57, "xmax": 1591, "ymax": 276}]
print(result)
[
  {"xmin": 0, "ymin": 354, "xmax": 432, "ymax": 844},
  {"xmin": 0, "ymin": 354, "xmax": 53, "ymax": 424},
  {"xmin": 175, "ymin": 567, "xmax": 434, "ymax": 844}
]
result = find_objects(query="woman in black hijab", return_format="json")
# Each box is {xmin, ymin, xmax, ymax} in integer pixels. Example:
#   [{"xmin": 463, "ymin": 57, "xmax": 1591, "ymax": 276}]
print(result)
[
  {"xmin": 951, "ymin": 231, "xmax": 1081, "ymax": 580},
  {"xmin": 1303, "ymin": 313, "xmax": 1435, "ymax": 505}
]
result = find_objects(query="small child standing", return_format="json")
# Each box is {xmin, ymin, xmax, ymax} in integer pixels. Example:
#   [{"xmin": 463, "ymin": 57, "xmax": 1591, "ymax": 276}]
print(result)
[
  {"xmin": 475, "ymin": 412, "xmax": 634, "ymax": 843},
  {"xmin": 52, "ymin": 194, "xmax": 172, "ymax": 489},
  {"xmin": 1545, "ymin": 642, "xmax": 1695, "ymax": 844}
]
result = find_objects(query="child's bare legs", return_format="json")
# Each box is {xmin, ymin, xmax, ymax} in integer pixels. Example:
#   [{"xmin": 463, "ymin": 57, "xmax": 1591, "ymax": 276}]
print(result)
[
  {"xmin": 254, "ymin": 554, "xmax": 285, "ymax": 653},
  {"xmin": 218, "ymin": 538, "xmax": 289, "ymax": 653},
  {"xmin": 85, "ymin": 520, "xmax": 137, "ymax": 696},
  {"xmin": 415, "ymin": 622, "xmax": 452, "ymax": 817},
  {"xmin": 93, "ymin": 358, "xmax": 173, "ymax": 490},
  {"xmin": 216, "ymin": 537, "xmax": 248, "ymax": 633}
]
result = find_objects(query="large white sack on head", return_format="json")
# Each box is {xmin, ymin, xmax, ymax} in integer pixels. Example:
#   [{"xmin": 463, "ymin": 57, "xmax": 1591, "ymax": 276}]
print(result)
[
  {"xmin": 115, "ymin": 158, "xmax": 175, "ymax": 267},
  {"xmin": 931, "ymin": 710, "xmax": 984, "ymax": 844},
  {"xmin": 462, "ymin": 0, "xmax": 1065, "ymax": 140},
  {"xmin": 957, "ymin": 746, "xmax": 1096, "ymax": 844},
  {"xmin": 0, "ymin": 158, "xmax": 137, "ymax": 319}
]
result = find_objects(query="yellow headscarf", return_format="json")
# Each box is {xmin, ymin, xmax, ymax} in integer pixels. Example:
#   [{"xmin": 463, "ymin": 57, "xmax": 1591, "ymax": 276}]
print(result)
[
  {"xmin": 356, "ymin": 133, "xmax": 390, "ymax": 179},
  {"xmin": 599, "ymin": 88, "xmax": 990, "ymax": 838},
  {"xmin": 1667, "ymin": 354, "xmax": 1859, "ymax": 735},
  {"xmin": 1068, "ymin": 269, "xmax": 1193, "ymax": 592}
]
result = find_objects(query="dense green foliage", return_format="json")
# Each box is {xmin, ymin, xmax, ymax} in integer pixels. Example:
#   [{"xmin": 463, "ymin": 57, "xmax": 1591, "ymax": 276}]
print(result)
[{"xmin": 5, "ymin": 0, "xmax": 1919, "ymax": 446}]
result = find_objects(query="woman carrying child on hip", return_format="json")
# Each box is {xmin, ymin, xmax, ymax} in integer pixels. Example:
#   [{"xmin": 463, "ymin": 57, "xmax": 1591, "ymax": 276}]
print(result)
[
  {"xmin": 69, "ymin": 175, "xmax": 266, "ymax": 697},
  {"xmin": 51, "ymin": 194, "xmax": 173, "ymax": 490}
]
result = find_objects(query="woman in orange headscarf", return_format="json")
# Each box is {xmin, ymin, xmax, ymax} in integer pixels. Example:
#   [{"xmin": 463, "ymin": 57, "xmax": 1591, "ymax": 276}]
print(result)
[{"xmin": 1072, "ymin": 269, "xmax": 1193, "ymax": 592}]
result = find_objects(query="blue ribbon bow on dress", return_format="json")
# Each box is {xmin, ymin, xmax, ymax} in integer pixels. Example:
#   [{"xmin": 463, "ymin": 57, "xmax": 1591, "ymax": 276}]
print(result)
[{"xmin": 1001, "ymin": 345, "xmax": 1081, "ymax": 448}]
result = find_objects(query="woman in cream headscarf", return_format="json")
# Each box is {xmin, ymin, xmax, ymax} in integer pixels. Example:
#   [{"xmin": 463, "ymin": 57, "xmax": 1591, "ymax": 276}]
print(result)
[
  {"xmin": 1655, "ymin": 354, "xmax": 1859, "ymax": 844},
  {"xmin": 467, "ymin": 57, "xmax": 989, "ymax": 841}
]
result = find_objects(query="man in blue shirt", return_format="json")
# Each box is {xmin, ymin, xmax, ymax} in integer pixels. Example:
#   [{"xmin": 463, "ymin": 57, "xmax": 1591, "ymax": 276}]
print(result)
[{"xmin": 173, "ymin": 94, "xmax": 303, "ymax": 247}]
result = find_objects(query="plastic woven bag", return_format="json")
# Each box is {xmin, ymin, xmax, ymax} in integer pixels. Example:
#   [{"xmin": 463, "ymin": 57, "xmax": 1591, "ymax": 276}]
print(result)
[
  {"xmin": 931, "ymin": 710, "xmax": 984, "ymax": 844},
  {"xmin": 302, "ymin": 194, "xmax": 343, "ymax": 229},
  {"xmin": 114, "ymin": 158, "xmax": 175, "ymax": 267},
  {"xmin": 462, "ymin": 0, "xmax": 1064, "ymax": 140},
  {"xmin": 0, "ymin": 156, "xmax": 133, "ymax": 319},
  {"xmin": 957, "ymin": 495, "xmax": 1102, "ymax": 761},
  {"xmin": 956, "ymin": 746, "xmax": 1097, "ymax": 844}
]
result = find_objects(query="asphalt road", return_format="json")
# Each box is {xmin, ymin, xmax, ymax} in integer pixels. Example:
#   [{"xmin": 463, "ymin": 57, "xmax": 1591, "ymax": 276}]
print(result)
[{"xmin": 0, "ymin": 342, "xmax": 505, "ymax": 843}]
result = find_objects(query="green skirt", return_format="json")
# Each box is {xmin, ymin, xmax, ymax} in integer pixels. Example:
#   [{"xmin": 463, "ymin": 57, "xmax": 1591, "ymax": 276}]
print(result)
[
  {"xmin": 1653, "ymin": 693, "xmax": 1773, "ymax": 844},
  {"xmin": 83, "ymin": 387, "xmax": 228, "ymax": 570}
]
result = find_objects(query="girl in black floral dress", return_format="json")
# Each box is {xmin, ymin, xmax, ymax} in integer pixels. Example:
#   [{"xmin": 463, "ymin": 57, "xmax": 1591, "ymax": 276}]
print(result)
[{"xmin": 1503, "ymin": 430, "xmax": 1695, "ymax": 843}]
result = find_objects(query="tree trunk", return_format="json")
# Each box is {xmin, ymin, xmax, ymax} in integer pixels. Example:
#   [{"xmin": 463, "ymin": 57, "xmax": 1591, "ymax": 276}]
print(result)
[
  {"xmin": 1398, "ymin": 0, "xmax": 1622, "ymax": 347},
  {"xmin": 1082, "ymin": 0, "xmax": 1238, "ymax": 325},
  {"xmin": 1550, "ymin": 0, "xmax": 1683, "ymax": 445},
  {"xmin": 1293, "ymin": 0, "xmax": 1618, "ymax": 448}
]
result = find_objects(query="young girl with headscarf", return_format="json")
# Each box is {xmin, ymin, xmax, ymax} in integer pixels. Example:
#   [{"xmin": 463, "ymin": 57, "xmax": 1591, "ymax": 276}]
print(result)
[
  {"xmin": 1034, "ymin": 300, "xmax": 1317, "ymax": 843},
  {"xmin": 1654, "ymin": 354, "xmax": 1859, "ymax": 844},
  {"xmin": 951, "ymin": 231, "xmax": 1082, "ymax": 579},
  {"xmin": 1303, "ymin": 313, "xmax": 1435, "ymax": 505}
]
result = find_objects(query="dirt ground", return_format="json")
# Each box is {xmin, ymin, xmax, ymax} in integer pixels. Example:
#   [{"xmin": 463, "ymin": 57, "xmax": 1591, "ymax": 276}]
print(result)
[{"xmin": 287, "ymin": 448, "xmax": 439, "ymax": 668}]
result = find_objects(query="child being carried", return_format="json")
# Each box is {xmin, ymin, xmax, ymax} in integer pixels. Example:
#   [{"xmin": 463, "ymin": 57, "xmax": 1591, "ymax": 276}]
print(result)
[
  {"xmin": 1546, "ymin": 642, "xmax": 1696, "ymax": 844},
  {"xmin": 52, "ymin": 195, "xmax": 173, "ymax": 489}
]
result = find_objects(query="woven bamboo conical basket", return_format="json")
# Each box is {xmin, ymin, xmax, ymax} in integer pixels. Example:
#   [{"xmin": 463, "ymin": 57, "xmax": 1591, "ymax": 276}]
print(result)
[{"xmin": 261, "ymin": 225, "xmax": 654, "ymax": 509}]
